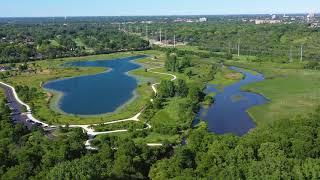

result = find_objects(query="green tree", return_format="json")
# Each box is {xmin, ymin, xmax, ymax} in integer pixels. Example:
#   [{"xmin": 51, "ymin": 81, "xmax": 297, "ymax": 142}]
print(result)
[
  {"xmin": 158, "ymin": 80, "xmax": 175, "ymax": 98},
  {"xmin": 176, "ymin": 79, "xmax": 189, "ymax": 97}
]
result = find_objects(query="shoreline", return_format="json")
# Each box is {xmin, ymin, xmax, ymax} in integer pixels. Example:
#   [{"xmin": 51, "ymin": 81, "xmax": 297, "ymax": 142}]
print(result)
[
  {"xmin": 194, "ymin": 66, "xmax": 270, "ymax": 135},
  {"xmin": 41, "ymin": 56, "xmax": 152, "ymax": 118}
]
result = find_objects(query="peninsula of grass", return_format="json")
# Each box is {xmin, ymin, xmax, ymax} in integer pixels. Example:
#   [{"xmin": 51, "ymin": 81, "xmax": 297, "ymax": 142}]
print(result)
[
  {"xmin": 226, "ymin": 60, "xmax": 320, "ymax": 126},
  {"xmin": 209, "ymin": 66, "xmax": 244, "ymax": 88},
  {"xmin": 2, "ymin": 50, "xmax": 169, "ymax": 125}
]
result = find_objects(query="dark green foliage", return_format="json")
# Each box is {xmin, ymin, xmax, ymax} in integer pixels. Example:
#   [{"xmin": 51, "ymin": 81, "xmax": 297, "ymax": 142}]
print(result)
[
  {"xmin": 16, "ymin": 85, "xmax": 40, "ymax": 102},
  {"xmin": 0, "ymin": 97, "xmax": 173, "ymax": 179},
  {"xmin": 150, "ymin": 107, "xmax": 320, "ymax": 179},
  {"xmin": 18, "ymin": 63, "xmax": 28, "ymax": 71},
  {"xmin": 0, "ymin": 24, "xmax": 149, "ymax": 63},
  {"xmin": 185, "ymin": 69, "xmax": 193, "ymax": 79},
  {"xmin": 152, "ymin": 23, "xmax": 320, "ymax": 61},
  {"xmin": 165, "ymin": 53, "xmax": 192, "ymax": 72},
  {"xmin": 207, "ymin": 64, "xmax": 219, "ymax": 81},
  {"xmin": 304, "ymin": 61, "xmax": 320, "ymax": 70},
  {"xmin": 203, "ymin": 94, "xmax": 214, "ymax": 106},
  {"xmin": 176, "ymin": 79, "xmax": 189, "ymax": 97},
  {"xmin": 158, "ymin": 80, "xmax": 175, "ymax": 98},
  {"xmin": 188, "ymin": 86, "xmax": 205, "ymax": 103}
]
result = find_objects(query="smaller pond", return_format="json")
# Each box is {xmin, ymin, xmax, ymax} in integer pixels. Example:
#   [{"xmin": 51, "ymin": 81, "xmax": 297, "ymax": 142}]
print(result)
[
  {"xmin": 194, "ymin": 66, "xmax": 269, "ymax": 136},
  {"xmin": 43, "ymin": 55, "xmax": 146, "ymax": 115}
]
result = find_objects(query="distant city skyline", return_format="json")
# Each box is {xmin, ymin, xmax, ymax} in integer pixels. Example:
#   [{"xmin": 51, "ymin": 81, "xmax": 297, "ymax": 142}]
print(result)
[{"xmin": 0, "ymin": 0, "xmax": 319, "ymax": 17}]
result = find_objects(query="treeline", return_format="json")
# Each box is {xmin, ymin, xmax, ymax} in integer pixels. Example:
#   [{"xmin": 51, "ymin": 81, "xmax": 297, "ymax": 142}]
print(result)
[
  {"xmin": 149, "ymin": 107, "xmax": 320, "ymax": 179},
  {"xmin": 156, "ymin": 46, "xmax": 233, "ymax": 60},
  {"xmin": 0, "ymin": 24, "xmax": 149, "ymax": 63},
  {"xmin": 304, "ymin": 61, "xmax": 320, "ymax": 70}
]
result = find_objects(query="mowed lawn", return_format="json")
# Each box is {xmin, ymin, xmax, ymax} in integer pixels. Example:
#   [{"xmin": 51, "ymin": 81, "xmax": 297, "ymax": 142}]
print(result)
[{"xmin": 227, "ymin": 61, "xmax": 320, "ymax": 125}]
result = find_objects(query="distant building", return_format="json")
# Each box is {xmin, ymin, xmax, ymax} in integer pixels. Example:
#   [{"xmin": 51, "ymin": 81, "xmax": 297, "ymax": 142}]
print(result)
[
  {"xmin": 174, "ymin": 18, "xmax": 194, "ymax": 23},
  {"xmin": 199, "ymin": 17, "xmax": 207, "ymax": 22},
  {"xmin": 141, "ymin": 21, "xmax": 153, "ymax": 24},
  {"xmin": 255, "ymin": 19, "xmax": 282, "ymax": 25},
  {"xmin": 271, "ymin": 14, "xmax": 277, "ymax": 20},
  {"xmin": 283, "ymin": 14, "xmax": 289, "ymax": 18},
  {"xmin": 310, "ymin": 22, "xmax": 320, "ymax": 29},
  {"xmin": 307, "ymin": 12, "xmax": 316, "ymax": 22},
  {"xmin": 242, "ymin": 18, "xmax": 248, "ymax": 22}
]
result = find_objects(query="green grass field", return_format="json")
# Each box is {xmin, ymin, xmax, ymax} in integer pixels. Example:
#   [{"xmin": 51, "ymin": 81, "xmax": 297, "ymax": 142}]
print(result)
[
  {"xmin": 209, "ymin": 66, "xmax": 244, "ymax": 88},
  {"xmin": 226, "ymin": 60, "xmax": 320, "ymax": 125},
  {"xmin": 150, "ymin": 97, "xmax": 190, "ymax": 128}
]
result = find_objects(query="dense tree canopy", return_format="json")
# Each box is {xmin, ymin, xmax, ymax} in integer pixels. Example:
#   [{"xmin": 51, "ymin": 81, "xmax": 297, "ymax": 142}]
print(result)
[
  {"xmin": 0, "ymin": 24, "xmax": 149, "ymax": 63},
  {"xmin": 149, "ymin": 107, "xmax": 320, "ymax": 179},
  {"xmin": 145, "ymin": 22, "xmax": 320, "ymax": 62}
]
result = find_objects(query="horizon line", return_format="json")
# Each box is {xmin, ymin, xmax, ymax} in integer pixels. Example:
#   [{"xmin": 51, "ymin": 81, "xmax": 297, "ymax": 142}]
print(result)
[{"xmin": 0, "ymin": 12, "xmax": 317, "ymax": 18}]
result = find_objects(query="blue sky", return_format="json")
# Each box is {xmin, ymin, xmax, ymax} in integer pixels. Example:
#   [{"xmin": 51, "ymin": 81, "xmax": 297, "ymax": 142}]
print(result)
[{"xmin": 0, "ymin": 0, "xmax": 319, "ymax": 17}]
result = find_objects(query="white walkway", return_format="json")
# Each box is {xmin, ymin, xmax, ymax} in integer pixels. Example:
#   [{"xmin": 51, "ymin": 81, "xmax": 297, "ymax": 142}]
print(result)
[{"xmin": 0, "ymin": 66, "xmax": 177, "ymax": 150}]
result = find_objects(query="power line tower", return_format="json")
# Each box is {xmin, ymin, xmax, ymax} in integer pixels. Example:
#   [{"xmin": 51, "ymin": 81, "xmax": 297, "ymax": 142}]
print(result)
[
  {"xmin": 164, "ymin": 30, "xmax": 167, "ymax": 45},
  {"xmin": 159, "ymin": 28, "xmax": 162, "ymax": 43},
  {"xmin": 237, "ymin": 40, "xmax": 240, "ymax": 57},
  {"xmin": 145, "ymin": 25, "xmax": 148, "ymax": 39},
  {"xmin": 300, "ymin": 45, "xmax": 304, "ymax": 62},
  {"xmin": 64, "ymin": 16, "xmax": 67, "ymax": 25},
  {"xmin": 289, "ymin": 46, "xmax": 293, "ymax": 63}
]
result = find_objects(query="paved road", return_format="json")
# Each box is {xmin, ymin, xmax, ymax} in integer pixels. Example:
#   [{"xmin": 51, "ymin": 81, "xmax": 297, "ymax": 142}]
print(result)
[{"xmin": 0, "ymin": 83, "xmax": 49, "ymax": 130}]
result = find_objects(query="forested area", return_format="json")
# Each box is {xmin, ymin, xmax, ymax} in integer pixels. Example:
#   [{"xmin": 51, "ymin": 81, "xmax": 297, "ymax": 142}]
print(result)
[
  {"xmin": 144, "ymin": 22, "xmax": 320, "ymax": 61},
  {"xmin": 2, "ymin": 20, "xmax": 320, "ymax": 64},
  {"xmin": 2, "ymin": 92, "xmax": 320, "ymax": 179},
  {"xmin": 0, "ymin": 96, "xmax": 173, "ymax": 179},
  {"xmin": 0, "ymin": 23, "xmax": 149, "ymax": 63},
  {"xmin": 149, "ymin": 107, "xmax": 320, "ymax": 179}
]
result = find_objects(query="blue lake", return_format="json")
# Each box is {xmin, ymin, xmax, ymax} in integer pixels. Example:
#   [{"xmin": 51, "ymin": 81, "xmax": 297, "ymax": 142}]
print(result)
[
  {"xmin": 43, "ymin": 55, "xmax": 146, "ymax": 115},
  {"xmin": 194, "ymin": 66, "xmax": 269, "ymax": 136}
]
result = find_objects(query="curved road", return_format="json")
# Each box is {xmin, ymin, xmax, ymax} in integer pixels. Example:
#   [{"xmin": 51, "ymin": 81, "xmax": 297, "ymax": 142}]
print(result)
[{"xmin": 0, "ymin": 67, "xmax": 177, "ymax": 149}]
